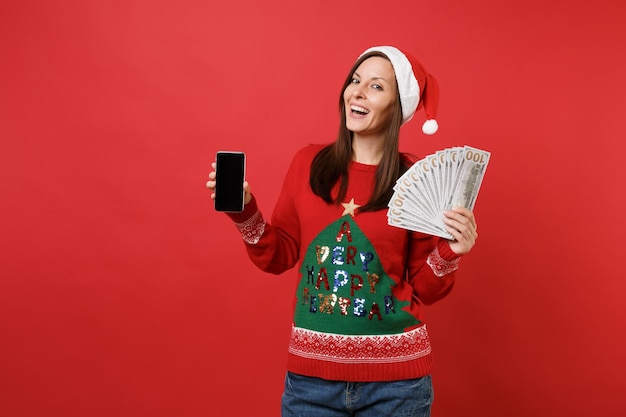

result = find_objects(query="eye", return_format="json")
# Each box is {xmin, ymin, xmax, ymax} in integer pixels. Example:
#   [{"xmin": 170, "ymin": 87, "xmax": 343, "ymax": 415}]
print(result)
[
  {"xmin": 350, "ymin": 78, "xmax": 360, "ymax": 84},
  {"xmin": 372, "ymin": 84, "xmax": 383, "ymax": 90}
]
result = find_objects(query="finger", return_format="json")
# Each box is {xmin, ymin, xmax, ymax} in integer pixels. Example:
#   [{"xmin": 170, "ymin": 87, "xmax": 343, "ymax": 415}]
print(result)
[
  {"xmin": 243, "ymin": 181, "xmax": 252, "ymax": 204},
  {"xmin": 445, "ymin": 218, "xmax": 475, "ymax": 244},
  {"xmin": 443, "ymin": 216, "xmax": 471, "ymax": 235},
  {"xmin": 448, "ymin": 207, "xmax": 475, "ymax": 223},
  {"xmin": 447, "ymin": 227, "xmax": 474, "ymax": 252},
  {"xmin": 445, "ymin": 226, "xmax": 462, "ymax": 242},
  {"xmin": 445, "ymin": 209, "xmax": 477, "ymax": 233}
]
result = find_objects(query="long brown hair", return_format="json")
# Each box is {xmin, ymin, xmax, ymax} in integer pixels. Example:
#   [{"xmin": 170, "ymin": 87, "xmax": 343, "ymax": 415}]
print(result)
[{"xmin": 309, "ymin": 51, "xmax": 408, "ymax": 212}]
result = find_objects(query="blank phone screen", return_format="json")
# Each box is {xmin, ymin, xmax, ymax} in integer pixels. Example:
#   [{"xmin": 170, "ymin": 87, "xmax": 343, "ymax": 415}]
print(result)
[{"xmin": 214, "ymin": 151, "xmax": 245, "ymax": 212}]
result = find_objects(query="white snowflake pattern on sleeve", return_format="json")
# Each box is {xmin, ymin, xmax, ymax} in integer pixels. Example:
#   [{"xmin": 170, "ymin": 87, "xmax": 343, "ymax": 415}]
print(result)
[
  {"xmin": 234, "ymin": 210, "xmax": 266, "ymax": 244},
  {"xmin": 426, "ymin": 245, "xmax": 460, "ymax": 277}
]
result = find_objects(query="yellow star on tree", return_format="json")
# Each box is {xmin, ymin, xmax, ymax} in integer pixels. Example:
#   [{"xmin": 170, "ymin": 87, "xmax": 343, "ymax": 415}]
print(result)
[{"xmin": 341, "ymin": 198, "xmax": 361, "ymax": 217}]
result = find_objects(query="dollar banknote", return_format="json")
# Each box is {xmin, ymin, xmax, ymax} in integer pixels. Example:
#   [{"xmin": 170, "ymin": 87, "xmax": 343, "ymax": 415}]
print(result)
[{"xmin": 387, "ymin": 145, "xmax": 490, "ymax": 239}]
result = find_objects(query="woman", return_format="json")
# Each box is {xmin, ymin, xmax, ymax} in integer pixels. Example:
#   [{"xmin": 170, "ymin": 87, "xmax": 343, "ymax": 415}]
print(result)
[{"xmin": 207, "ymin": 46, "xmax": 478, "ymax": 417}]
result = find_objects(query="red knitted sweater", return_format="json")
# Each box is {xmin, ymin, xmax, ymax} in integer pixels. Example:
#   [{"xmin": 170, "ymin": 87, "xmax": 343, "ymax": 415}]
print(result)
[{"xmin": 227, "ymin": 144, "xmax": 460, "ymax": 382}]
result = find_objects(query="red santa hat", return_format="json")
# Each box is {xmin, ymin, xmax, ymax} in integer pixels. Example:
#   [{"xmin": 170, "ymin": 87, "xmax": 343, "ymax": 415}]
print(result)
[{"xmin": 360, "ymin": 46, "xmax": 440, "ymax": 135}]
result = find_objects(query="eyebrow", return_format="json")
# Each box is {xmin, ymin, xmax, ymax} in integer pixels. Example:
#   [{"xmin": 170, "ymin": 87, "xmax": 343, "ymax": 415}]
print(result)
[{"xmin": 353, "ymin": 71, "xmax": 389, "ymax": 83}]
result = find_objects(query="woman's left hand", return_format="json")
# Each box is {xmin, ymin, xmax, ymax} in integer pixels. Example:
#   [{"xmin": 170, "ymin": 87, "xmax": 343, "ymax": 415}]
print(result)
[{"xmin": 443, "ymin": 207, "xmax": 478, "ymax": 255}]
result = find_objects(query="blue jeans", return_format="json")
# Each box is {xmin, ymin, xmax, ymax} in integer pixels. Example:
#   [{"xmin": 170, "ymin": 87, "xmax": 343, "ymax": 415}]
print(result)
[{"xmin": 281, "ymin": 372, "xmax": 433, "ymax": 417}]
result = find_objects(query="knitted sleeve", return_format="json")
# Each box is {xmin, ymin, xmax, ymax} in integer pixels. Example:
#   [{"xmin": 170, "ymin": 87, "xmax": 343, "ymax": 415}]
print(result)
[
  {"xmin": 405, "ymin": 234, "xmax": 459, "ymax": 305},
  {"xmin": 225, "ymin": 148, "xmax": 307, "ymax": 275}
]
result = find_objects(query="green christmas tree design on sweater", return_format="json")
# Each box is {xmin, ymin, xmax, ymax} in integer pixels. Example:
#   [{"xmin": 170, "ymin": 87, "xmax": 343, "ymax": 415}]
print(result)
[{"xmin": 294, "ymin": 216, "xmax": 421, "ymax": 336}]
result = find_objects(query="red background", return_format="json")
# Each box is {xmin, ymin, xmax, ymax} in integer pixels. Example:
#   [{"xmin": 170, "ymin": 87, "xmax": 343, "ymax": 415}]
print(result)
[{"xmin": 1, "ymin": 1, "xmax": 625, "ymax": 416}]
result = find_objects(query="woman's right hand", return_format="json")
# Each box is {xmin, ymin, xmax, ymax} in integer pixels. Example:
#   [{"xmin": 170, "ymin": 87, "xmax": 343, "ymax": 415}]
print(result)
[{"xmin": 206, "ymin": 162, "xmax": 252, "ymax": 205}]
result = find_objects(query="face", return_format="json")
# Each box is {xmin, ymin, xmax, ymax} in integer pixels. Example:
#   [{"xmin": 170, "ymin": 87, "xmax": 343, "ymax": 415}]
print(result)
[{"xmin": 343, "ymin": 56, "xmax": 398, "ymax": 139}]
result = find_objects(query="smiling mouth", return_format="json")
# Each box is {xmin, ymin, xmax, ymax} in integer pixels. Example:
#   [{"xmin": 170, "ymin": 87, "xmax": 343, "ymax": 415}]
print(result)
[{"xmin": 350, "ymin": 105, "xmax": 370, "ymax": 116}]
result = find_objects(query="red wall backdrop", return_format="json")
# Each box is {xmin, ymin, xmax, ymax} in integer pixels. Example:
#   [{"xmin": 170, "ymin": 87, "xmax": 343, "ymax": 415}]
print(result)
[{"xmin": 1, "ymin": 1, "xmax": 625, "ymax": 416}]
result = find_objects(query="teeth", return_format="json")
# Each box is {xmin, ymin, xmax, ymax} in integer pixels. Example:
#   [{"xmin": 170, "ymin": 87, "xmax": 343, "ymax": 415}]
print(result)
[{"xmin": 351, "ymin": 105, "xmax": 369, "ymax": 114}]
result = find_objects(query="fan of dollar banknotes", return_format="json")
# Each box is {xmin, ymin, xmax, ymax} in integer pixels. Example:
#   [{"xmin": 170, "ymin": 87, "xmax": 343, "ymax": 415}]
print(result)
[{"xmin": 387, "ymin": 145, "xmax": 491, "ymax": 239}]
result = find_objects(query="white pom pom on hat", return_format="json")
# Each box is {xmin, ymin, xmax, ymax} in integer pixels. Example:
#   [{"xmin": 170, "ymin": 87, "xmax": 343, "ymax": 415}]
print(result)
[{"xmin": 359, "ymin": 46, "xmax": 440, "ymax": 135}]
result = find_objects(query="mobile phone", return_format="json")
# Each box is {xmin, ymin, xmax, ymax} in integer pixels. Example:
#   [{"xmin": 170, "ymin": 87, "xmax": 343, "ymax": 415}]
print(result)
[{"xmin": 214, "ymin": 151, "xmax": 246, "ymax": 212}]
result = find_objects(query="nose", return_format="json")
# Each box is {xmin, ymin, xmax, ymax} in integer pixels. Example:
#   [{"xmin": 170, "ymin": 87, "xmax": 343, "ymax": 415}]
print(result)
[{"xmin": 351, "ymin": 83, "xmax": 365, "ymax": 98}]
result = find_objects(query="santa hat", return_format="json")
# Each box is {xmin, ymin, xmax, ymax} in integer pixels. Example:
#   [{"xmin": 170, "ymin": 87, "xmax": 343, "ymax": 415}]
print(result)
[{"xmin": 360, "ymin": 46, "xmax": 440, "ymax": 135}]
